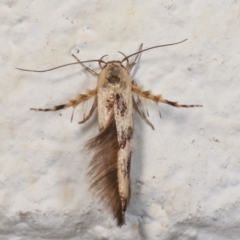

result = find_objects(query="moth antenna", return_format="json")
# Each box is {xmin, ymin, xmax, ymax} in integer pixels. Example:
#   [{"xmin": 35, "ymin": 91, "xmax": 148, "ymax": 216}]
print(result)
[
  {"xmin": 16, "ymin": 59, "xmax": 104, "ymax": 73},
  {"xmin": 121, "ymin": 39, "xmax": 188, "ymax": 63},
  {"xmin": 99, "ymin": 55, "xmax": 108, "ymax": 69},
  {"xmin": 117, "ymin": 51, "xmax": 129, "ymax": 67}
]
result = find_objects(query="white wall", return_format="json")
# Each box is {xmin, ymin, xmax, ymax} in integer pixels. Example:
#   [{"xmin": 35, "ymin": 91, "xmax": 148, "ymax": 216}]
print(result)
[{"xmin": 1, "ymin": 1, "xmax": 240, "ymax": 239}]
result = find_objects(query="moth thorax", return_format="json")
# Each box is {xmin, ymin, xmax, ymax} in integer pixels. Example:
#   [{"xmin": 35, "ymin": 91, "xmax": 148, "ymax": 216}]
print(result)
[{"xmin": 106, "ymin": 64, "xmax": 121, "ymax": 84}]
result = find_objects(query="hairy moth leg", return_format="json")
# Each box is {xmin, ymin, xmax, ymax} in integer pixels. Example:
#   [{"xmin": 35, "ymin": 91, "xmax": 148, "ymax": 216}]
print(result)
[
  {"xmin": 31, "ymin": 89, "xmax": 97, "ymax": 112},
  {"xmin": 133, "ymin": 97, "xmax": 154, "ymax": 130},
  {"xmin": 79, "ymin": 97, "xmax": 97, "ymax": 124},
  {"xmin": 131, "ymin": 80, "xmax": 154, "ymax": 129},
  {"xmin": 132, "ymin": 80, "xmax": 149, "ymax": 117},
  {"xmin": 132, "ymin": 85, "xmax": 202, "ymax": 108}
]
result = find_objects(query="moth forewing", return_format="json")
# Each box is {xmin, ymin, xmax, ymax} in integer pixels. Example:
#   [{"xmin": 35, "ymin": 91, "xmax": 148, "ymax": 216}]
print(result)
[{"xmin": 113, "ymin": 68, "xmax": 133, "ymax": 213}]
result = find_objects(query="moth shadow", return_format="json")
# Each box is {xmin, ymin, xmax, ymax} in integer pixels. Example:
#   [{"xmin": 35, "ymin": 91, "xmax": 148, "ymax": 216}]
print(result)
[{"xmin": 127, "ymin": 112, "xmax": 149, "ymax": 227}]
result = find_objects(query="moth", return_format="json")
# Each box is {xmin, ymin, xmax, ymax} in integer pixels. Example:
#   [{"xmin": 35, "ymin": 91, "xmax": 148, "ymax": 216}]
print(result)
[{"xmin": 17, "ymin": 39, "xmax": 202, "ymax": 226}]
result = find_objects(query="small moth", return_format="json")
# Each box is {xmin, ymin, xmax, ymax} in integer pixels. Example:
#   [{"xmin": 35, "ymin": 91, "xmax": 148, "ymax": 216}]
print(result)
[{"xmin": 17, "ymin": 39, "xmax": 202, "ymax": 226}]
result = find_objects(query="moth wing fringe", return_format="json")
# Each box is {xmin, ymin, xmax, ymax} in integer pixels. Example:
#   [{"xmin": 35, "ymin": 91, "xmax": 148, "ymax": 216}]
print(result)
[{"xmin": 86, "ymin": 115, "xmax": 125, "ymax": 226}]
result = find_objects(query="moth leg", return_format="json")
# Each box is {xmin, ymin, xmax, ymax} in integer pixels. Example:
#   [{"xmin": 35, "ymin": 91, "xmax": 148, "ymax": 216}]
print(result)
[
  {"xmin": 128, "ymin": 43, "xmax": 143, "ymax": 71},
  {"xmin": 132, "ymin": 85, "xmax": 202, "ymax": 108},
  {"xmin": 132, "ymin": 80, "xmax": 150, "ymax": 116},
  {"xmin": 31, "ymin": 89, "xmax": 97, "ymax": 112},
  {"xmin": 72, "ymin": 54, "xmax": 98, "ymax": 77},
  {"xmin": 79, "ymin": 97, "xmax": 97, "ymax": 124},
  {"xmin": 133, "ymin": 98, "xmax": 154, "ymax": 130}
]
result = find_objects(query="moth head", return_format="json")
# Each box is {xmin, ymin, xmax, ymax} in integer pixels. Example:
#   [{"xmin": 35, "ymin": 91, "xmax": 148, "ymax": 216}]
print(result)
[{"xmin": 105, "ymin": 61, "xmax": 123, "ymax": 85}]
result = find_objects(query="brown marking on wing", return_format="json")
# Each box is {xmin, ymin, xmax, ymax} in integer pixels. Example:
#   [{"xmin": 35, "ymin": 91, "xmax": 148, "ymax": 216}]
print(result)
[
  {"xmin": 106, "ymin": 96, "xmax": 114, "ymax": 113},
  {"xmin": 127, "ymin": 126, "xmax": 133, "ymax": 140},
  {"xmin": 116, "ymin": 93, "xmax": 128, "ymax": 117},
  {"xmin": 120, "ymin": 152, "xmax": 132, "ymax": 178},
  {"xmin": 120, "ymin": 159, "xmax": 126, "ymax": 177},
  {"xmin": 119, "ymin": 127, "xmax": 133, "ymax": 149},
  {"xmin": 127, "ymin": 152, "xmax": 132, "ymax": 176},
  {"xmin": 120, "ymin": 196, "xmax": 127, "ymax": 212}
]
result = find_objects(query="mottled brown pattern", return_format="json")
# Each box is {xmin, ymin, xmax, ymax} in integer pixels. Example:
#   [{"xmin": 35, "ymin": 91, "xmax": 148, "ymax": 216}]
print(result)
[
  {"xmin": 106, "ymin": 97, "xmax": 114, "ymax": 112},
  {"xmin": 120, "ymin": 159, "xmax": 127, "ymax": 177},
  {"xmin": 116, "ymin": 93, "xmax": 127, "ymax": 117},
  {"xmin": 119, "ymin": 132, "xmax": 126, "ymax": 149},
  {"xmin": 120, "ymin": 153, "xmax": 132, "ymax": 178},
  {"xmin": 118, "ymin": 127, "xmax": 133, "ymax": 149}
]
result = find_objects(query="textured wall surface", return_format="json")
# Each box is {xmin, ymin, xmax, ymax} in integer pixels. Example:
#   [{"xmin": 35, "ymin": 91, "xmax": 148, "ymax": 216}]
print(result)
[{"xmin": 1, "ymin": 0, "xmax": 240, "ymax": 239}]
